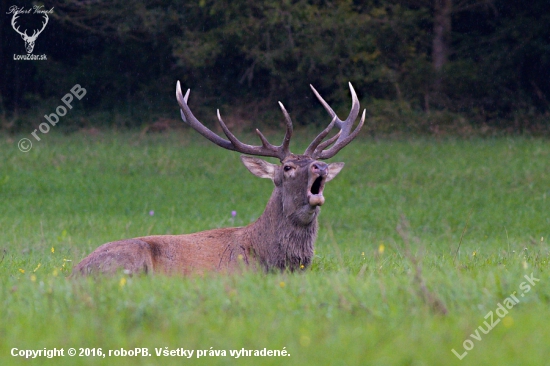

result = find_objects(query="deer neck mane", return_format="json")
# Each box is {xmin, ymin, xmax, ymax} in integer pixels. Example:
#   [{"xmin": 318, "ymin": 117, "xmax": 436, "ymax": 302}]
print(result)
[{"xmin": 242, "ymin": 186, "xmax": 319, "ymax": 272}]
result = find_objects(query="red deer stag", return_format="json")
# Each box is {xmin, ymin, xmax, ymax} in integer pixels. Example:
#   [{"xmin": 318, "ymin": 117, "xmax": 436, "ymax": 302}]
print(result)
[{"xmin": 73, "ymin": 82, "xmax": 364, "ymax": 275}]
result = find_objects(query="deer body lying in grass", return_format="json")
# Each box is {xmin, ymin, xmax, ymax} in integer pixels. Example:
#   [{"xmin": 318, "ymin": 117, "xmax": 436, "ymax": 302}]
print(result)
[{"xmin": 73, "ymin": 82, "xmax": 365, "ymax": 275}]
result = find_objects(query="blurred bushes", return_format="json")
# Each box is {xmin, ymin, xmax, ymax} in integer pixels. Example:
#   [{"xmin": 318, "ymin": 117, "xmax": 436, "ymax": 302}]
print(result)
[{"xmin": 1, "ymin": 0, "xmax": 549, "ymax": 134}]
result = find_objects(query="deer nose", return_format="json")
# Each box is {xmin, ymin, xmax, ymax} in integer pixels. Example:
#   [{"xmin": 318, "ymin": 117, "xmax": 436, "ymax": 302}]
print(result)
[{"xmin": 311, "ymin": 162, "xmax": 328, "ymax": 176}]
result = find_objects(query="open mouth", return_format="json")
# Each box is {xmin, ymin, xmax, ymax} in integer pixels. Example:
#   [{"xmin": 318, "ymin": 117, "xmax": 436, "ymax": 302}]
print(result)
[{"xmin": 308, "ymin": 175, "xmax": 326, "ymax": 206}]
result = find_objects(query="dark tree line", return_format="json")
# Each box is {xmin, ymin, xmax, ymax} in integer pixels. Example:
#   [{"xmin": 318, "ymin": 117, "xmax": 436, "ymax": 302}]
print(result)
[{"xmin": 1, "ymin": 0, "xmax": 549, "ymax": 132}]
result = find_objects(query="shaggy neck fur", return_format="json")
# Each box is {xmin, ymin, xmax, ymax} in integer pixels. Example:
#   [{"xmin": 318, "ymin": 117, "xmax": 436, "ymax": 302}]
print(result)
[{"xmin": 242, "ymin": 186, "xmax": 319, "ymax": 272}]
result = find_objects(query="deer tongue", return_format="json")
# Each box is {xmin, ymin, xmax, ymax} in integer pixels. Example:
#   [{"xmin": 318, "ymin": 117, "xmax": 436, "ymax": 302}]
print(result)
[{"xmin": 308, "ymin": 194, "xmax": 325, "ymax": 206}]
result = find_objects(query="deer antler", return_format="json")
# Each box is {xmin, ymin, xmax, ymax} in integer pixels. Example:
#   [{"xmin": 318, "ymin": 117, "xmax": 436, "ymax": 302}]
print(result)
[
  {"xmin": 11, "ymin": 13, "xmax": 49, "ymax": 40},
  {"xmin": 11, "ymin": 14, "xmax": 25, "ymax": 37},
  {"xmin": 32, "ymin": 14, "xmax": 49, "ymax": 39},
  {"xmin": 304, "ymin": 83, "xmax": 365, "ymax": 160},
  {"xmin": 176, "ymin": 81, "xmax": 293, "ymax": 161}
]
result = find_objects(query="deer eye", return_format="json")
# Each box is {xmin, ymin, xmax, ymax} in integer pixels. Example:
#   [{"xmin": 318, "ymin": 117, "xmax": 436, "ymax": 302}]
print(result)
[{"xmin": 283, "ymin": 165, "xmax": 292, "ymax": 172}]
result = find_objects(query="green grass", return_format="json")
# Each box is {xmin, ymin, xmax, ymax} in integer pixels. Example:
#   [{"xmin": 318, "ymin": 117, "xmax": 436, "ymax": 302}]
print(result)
[{"xmin": 1, "ymin": 131, "xmax": 549, "ymax": 365}]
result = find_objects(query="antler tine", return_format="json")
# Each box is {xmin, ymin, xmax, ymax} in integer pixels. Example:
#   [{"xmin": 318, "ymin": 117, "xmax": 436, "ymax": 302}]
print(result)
[
  {"xmin": 179, "ymin": 88, "xmax": 190, "ymax": 123},
  {"xmin": 176, "ymin": 81, "xmax": 234, "ymax": 150},
  {"xmin": 277, "ymin": 102, "xmax": 293, "ymax": 158},
  {"xmin": 316, "ymin": 129, "xmax": 341, "ymax": 152},
  {"xmin": 11, "ymin": 14, "xmax": 24, "ymax": 36},
  {"xmin": 316, "ymin": 109, "xmax": 366, "ymax": 160},
  {"xmin": 304, "ymin": 116, "xmax": 337, "ymax": 156},
  {"xmin": 37, "ymin": 14, "xmax": 49, "ymax": 35},
  {"xmin": 306, "ymin": 82, "xmax": 363, "ymax": 159},
  {"xmin": 309, "ymin": 84, "xmax": 340, "ymax": 128},
  {"xmin": 176, "ymin": 81, "xmax": 292, "ymax": 161},
  {"xmin": 216, "ymin": 110, "xmax": 287, "ymax": 159}
]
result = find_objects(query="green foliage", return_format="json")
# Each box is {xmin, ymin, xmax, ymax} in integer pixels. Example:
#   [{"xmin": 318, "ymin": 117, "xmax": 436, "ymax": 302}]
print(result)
[
  {"xmin": 1, "ymin": 132, "xmax": 549, "ymax": 364},
  {"xmin": 2, "ymin": 0, "xmax": 549, "ymax": 132}
]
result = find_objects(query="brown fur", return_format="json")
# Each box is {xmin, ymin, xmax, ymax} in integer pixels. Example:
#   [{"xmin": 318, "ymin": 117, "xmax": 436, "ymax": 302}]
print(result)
[{"xmin": 73, "ymin": 154, "xmax": 344, "ymax": 276}]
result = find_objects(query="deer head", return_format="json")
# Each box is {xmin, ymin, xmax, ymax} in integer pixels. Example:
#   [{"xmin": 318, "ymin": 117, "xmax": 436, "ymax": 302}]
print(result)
[
  {"xmin": 11, "ymin": 13, "xmax": 49, "ymax": 54},
  {"xmin": 176, "ymin": 81, "xmax": 364, "ymax": 226},
  {"xmin": 175, "ymin": 81, "xmax": 365, "ymax": 271}
]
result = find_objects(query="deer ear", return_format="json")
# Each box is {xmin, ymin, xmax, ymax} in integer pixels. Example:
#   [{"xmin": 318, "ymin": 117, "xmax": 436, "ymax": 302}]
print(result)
[
  {"xmin": 326, "ymin": 162, "xmax": 345, "ymax": 182},
  {"xmin": 240, "ymin": 156, "xmax": 277, "ymax": 180}
]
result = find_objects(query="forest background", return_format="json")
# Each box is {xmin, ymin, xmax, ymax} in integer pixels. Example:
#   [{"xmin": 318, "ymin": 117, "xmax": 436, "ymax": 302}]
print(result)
[{"xmin": 1, "ymin": 0, "xmax": 548, "ymax": 135}]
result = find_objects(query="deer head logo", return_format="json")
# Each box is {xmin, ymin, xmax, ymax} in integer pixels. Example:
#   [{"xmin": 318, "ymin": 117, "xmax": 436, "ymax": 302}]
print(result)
[{"xmin": 11, "ymin": 12, "xmax": 49, "ymax": 54}]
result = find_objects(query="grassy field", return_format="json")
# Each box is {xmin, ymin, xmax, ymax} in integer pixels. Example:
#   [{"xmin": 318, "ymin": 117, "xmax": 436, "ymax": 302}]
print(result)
[{"xmin": 1, "ymin": 131, "xmax": 549, "ymax": 365}]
